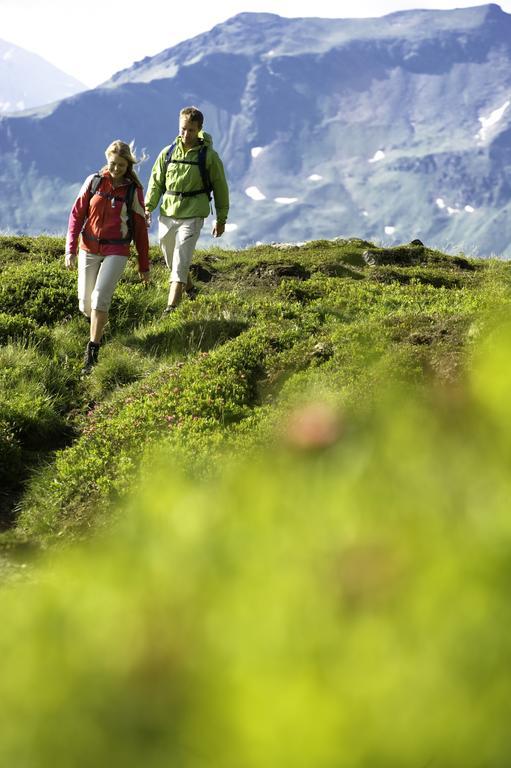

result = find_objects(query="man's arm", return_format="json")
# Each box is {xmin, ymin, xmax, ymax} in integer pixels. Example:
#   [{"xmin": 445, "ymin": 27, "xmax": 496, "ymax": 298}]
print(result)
[
  {"xmin": 144, "ymin": 148, "xmax": 167, "ymax": 213},
  {"xmin": 208, "ymin": 152, "xmax": 229, "ymax": 235}
]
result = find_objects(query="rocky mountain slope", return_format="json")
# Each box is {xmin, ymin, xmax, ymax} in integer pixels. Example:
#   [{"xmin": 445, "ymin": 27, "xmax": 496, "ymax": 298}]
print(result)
[
  {"xmin": 0, "ymin": 5, "xmax": 510, "ymax": 256},
  {"xmin": 0, "ymin": 38, "xmax": 86, "ymax": 114}
]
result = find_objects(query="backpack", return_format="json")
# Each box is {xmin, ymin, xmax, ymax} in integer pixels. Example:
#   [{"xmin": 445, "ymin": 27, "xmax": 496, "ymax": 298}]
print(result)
[
  {"xmin": 162, "ymin": 140, "xmax": 212, "ymax": 201},
  {"xmin": 84, "ymin": 174, "xmax": 137, "ymax": 245}
]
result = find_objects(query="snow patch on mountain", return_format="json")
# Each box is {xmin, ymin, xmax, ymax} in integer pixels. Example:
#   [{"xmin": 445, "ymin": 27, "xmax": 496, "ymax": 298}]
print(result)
[
  {"xmin": 369, "ymin": 150, "xmax": 385, "ymax": 163},
  {"xmin": 477, "ymin": 100, "xmax": 510, "ymax": 142},
  {"xmin": 437, "ymin": 197, "xmax": 476, "ymax": 215},
  {"xmin": 245, "ymin": 187, "xmax": 266, "ymax": 201}
]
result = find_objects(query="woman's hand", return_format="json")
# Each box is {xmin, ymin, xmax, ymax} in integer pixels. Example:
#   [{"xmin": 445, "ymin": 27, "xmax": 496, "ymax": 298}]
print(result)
[{"xmin": 65, "ymin": 252, "xmax": 77, "ymax": 269}]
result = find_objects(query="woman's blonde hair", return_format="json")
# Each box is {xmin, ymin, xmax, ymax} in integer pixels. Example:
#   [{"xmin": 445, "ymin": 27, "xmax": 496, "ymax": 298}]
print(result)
[{"xmin": 103, "ymin": 140, "xmax": 145, "ymax": 188}]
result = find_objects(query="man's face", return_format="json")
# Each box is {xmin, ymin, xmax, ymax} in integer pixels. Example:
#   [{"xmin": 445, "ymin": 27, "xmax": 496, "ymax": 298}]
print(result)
[{"xmin": 180, "ymin": 117, "xmax": 201, "ymax": 149}]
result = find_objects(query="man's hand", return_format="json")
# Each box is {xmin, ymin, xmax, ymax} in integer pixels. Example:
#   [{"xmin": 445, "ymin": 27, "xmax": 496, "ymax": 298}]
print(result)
[
  {"xmin": 212, "ymin": 221, "xmax": 225, "ymax": 238},
  {"xmin": 65, "ymin": 252, "xmax": 77, "ymax": 269},
  {"xmin": 145, "ymin": 208, "xmax": 152, "ymax": 227}
]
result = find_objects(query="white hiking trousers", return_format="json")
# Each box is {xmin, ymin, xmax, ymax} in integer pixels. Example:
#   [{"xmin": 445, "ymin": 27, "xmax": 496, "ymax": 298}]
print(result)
[
  {"xmin": 158, "ymin": 215, "xmax": 204, "ymax": 284},
  {"xmin": 78, "ymin": 250, "xmax": 128, "ymax": 315}
]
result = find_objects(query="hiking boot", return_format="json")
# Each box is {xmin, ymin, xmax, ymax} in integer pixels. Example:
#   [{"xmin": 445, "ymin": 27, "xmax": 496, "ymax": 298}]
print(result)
[
  {"xmin": 187, "ymin": 285, "xmax": 199, "ymax": 301},
  {"xmin": 81, "ymin": 341, "xmax": 100, "ymax": 375},
  {"xmin": 162, "ymin": 305, "xmax": 177, "ymax": 317}
]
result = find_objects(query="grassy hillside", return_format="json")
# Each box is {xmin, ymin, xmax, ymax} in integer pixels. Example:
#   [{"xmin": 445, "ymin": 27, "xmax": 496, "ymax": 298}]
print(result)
[
  {"xmin": 1, "ymin": 234, "xmax": 511, "ymax": 764},
  {"xmin": 0, "ymin": 234, "xmax": 495, "ymax": 541}
]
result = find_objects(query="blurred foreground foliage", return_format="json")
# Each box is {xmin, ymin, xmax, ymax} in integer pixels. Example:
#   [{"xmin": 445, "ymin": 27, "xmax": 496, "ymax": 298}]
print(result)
[
  {"xmin": 1, "ymin": 236, "xmax": 511, "ymax": 764},
  {"xmin": 1, "ymin": 320, "xmax": 511, "ymax": 765}
]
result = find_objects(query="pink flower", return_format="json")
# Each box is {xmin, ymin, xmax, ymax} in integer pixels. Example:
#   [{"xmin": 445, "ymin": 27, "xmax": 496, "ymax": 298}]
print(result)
[{"xmin": 284, "ymin": 402, "xmax": 342, "ymax": 451}]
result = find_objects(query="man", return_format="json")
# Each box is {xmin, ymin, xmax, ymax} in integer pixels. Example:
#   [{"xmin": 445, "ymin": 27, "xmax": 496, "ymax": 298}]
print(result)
[{"xmin": 145, "ymin": 106, "xmax": 229, "ymax": 313}]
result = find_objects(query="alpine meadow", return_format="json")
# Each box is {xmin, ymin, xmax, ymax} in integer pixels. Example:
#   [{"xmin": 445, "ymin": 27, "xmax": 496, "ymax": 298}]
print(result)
[{"xmin": 1, "ymin": 232, "xmax": 511, "ymax": 765}]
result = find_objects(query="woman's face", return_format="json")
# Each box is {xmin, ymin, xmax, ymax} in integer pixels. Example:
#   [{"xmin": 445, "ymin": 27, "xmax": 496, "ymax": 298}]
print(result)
[{"xmin": 107, "ymin": 152, "xmax": 129, "ymax": 181}]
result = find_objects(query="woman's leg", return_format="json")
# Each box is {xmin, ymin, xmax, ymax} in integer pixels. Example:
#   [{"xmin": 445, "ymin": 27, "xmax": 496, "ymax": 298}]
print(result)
[
  {"xmin": 90, "ymin": 254, "xmax": 128, "ymax": 339},
  {"xmin": 81, "ymin": 254, "xmax": 127, "ymax": 374},
  {"xmin": 90, "ymin": 309, "xmax": 108, "ymax": 344},
  {"xmin": 78, "ymin": 250, "xmax": 102, "ymax": 318}
]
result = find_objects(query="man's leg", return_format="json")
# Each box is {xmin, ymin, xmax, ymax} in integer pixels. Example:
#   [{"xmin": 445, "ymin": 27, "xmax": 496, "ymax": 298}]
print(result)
[
  {"xmin": 167, "ymin": 217, "xmax": 204, "ymax": 309},
  {"xmin": 158, "ymin": 215, "xmax": 178, "ymax": 309},
  {"xmin": 167, "ymin": 280, "xmax": 185, "ymax": 307}
]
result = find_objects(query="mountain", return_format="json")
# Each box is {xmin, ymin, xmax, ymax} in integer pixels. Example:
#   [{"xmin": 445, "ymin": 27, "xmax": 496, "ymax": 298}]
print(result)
[
  {"xmin": 0, "ymin": 38, "xmax": 86, "ymax": 114},
  {"xmin": 0, "ymin": 5, "xmax": 511, "ymax": 256}
]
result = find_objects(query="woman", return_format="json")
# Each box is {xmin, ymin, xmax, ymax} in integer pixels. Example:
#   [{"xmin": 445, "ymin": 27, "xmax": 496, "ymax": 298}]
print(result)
[{"xmin": 65, "ymin": 140, "xmax": 150, "ymax": 374}]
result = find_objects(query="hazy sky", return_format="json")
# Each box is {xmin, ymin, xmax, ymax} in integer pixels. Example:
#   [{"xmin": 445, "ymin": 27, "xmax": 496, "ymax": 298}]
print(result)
[{"xmin": 2, "ymin": 0, "xmax": 510, "ymax": 87}]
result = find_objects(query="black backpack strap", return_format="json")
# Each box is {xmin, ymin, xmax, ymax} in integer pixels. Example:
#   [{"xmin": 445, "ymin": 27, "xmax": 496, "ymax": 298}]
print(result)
[
  {"xmin": 88, "ymin": 173, "xmax": 103, "ymax": 199},
  {"xmin": 125, "ymin": 181, "xmax": 136, "ymax": 242},
  {"xmin": 197, "ymin": 144, "xmax": 212, "ymax": 201}
]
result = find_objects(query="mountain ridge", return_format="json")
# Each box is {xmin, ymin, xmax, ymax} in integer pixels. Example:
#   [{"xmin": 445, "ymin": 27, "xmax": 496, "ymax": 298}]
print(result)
[
  {"xmin": 1, "ymin": 5, "xmax": 510, "ymax": 256},
  {"xmin": 0, "ymin": 38, "xmax": 86, "ymax": 114}
]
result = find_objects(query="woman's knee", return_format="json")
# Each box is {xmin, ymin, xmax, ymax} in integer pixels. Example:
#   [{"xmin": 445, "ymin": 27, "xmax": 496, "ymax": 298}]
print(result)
[{"xmin": 90, "ymin": 290, "xmax": 113, "ymax": 314}]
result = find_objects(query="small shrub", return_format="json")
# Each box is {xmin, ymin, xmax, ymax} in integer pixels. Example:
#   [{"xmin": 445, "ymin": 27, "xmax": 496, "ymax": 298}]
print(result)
[
  {"xmin": 132, "ymin": 315, "xmax": 249, "ymax": 358},
  {"xmin": 0, "ymin": 384, "xmax": 66, "ymax": 451},
  {"xmin": 0, "ymin": 313, "xmax": 52, "ymax": 350},
  {"xmin": 0, "ymin": 345, "xmax": 76, "ymax": 450},
  {"xmin": 0, "ymin": 261, "xmax": 76, "ymax": 325},
  {"xmin": 87, "ymin": 344, "xmax": 154, "ymax": 400}
]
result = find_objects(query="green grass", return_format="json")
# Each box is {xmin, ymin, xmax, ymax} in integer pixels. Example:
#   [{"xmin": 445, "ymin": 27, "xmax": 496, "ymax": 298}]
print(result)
[
  {"xmin": 1, "ymin": 234, "xmax": 511, "ymax": 764},
  {"xmin": 0, "ymin": 235, "xmax": 505, "ymax": 539}
]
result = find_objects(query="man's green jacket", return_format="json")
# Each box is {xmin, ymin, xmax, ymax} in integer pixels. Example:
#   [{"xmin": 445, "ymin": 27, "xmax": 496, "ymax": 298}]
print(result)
[{"xmin": 145, "ymin": 132, "xmax": 229, "ymax": 224}]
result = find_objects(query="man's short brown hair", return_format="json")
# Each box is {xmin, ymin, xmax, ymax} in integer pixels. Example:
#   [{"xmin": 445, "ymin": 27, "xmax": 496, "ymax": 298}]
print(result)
[{"xmin": 179, "ymin": 106, "xmax": 204, "ymax": 128}]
